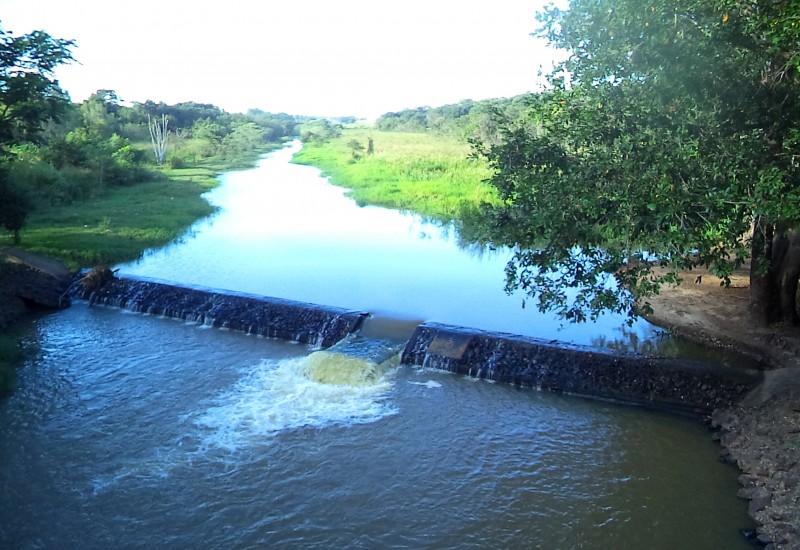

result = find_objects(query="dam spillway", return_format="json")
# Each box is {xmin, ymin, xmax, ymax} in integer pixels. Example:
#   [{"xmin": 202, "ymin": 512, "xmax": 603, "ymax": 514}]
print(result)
[
  {"xmin": 401, "ymin": 322, "xmax": 761, "ymax": 414},
  {"xmin": 73, "ymin": 272, "xmax": 368, "ymax": 349},
  {"xmin": 73, "ymin": 273, "xmax": 762, "ymax": 414}
]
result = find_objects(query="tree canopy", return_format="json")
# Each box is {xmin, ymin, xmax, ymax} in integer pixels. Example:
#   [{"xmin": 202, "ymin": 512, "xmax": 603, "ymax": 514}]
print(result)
[
  {"xmin": 476, "ymin": 0, "xmax": 800, "ymax": 326},
  {"xmin": 0, "ymin": 25, "xmax": 74, "ymax": 242},
  {"xmin": 0, "ymin": 26, "xmax": 74, "ymax": 153}
]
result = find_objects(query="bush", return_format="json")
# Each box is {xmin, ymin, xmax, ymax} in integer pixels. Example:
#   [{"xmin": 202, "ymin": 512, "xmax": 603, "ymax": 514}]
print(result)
[
  {"xmin": 58, "ymin": 166, "xmax": 106, "ymax": 200},
  {"xmin": 0, "ymin": 170, "xmax": 32, "ymax": 244},
  {"xmin": 7, "ymin": 159, "xmax": 69, "ymax": 205},
  {"xmin": 167, "ymin": 154, "xmax": 187, "ymax": 169}
]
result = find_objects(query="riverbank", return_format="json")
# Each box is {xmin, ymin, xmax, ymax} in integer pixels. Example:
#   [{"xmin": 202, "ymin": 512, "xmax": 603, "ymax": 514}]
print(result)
[
  {"xmin": 644, "ymin": 268, "xmax": 800, "ymax": 549},
  {"xmin": 291, "ymin": 129, "xmax": 496, "ymax": 221},
  {"xmin": 0, "ymin": 146, "xmax": 281, "ymax": 270}
]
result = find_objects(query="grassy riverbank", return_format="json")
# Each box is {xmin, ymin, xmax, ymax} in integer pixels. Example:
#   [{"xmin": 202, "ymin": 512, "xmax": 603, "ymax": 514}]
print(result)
[
  {"xmin": 291, "ymin": 128, "xmax": 497, "ymax": 221},
  {"xmin": 0, "ymin": 147, "xmax": 279, "ymax": 270}
]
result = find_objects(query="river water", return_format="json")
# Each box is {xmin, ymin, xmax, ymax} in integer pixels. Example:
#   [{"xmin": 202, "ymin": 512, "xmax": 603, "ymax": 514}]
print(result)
[
  {"xmin": 120, "ymin": 141, "xmax": 671, "ymax": 352},
  {"xmin": 0, "ymin": 142, "xmax": 755, "ymax": 548}
]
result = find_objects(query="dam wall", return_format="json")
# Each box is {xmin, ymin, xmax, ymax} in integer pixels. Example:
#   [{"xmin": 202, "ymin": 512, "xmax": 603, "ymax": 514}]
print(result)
[
  {"xmin": 74, "ymin": 273, "xmax": 761, "ymax": 413},
  {"xmin": 401, "ymin": 322, "xmax": 761, "ymax": 414},
  {"xmin": 73, "ymin": 272, "xmax": 368, "ymax": 348}
]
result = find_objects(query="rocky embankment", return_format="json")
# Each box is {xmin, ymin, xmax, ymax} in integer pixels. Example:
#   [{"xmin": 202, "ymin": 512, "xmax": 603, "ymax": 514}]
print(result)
[
  {"xmin": 645, "ymin": 268, "xmax": 800, "ymax": 549},
  {"xmin": 0, "ymin": 248, "xmax": 73, "ymax": 328}
]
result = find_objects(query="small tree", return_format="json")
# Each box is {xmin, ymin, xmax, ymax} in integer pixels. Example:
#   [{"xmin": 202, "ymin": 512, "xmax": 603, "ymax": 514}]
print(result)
[
  {"xmin": 347, "ymin": 139, "xmax": 365, "ymax": 160},
  {"xmin": 148, "ymin": 114, "xmax": 169, "ymax": 165}
]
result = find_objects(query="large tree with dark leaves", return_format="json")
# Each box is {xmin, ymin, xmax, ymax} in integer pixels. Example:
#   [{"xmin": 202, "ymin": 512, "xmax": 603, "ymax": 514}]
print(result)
[
  {"xmin": 477, "ymin": 0, "xmax": 800, "ymax": 327},
  {"xmin": 0, "ymin": 25, "xmax": 74, "ymax": 242}
]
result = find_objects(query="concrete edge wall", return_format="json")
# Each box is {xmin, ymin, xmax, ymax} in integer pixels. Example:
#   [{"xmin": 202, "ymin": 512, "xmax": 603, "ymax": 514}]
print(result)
[
  {"xmin": 401, "ymin": 322, "xmax": 763, "ymax": 414},
  {"xmin": 74, "ymin": 273, "xmax": 368, "ymax": 349}
]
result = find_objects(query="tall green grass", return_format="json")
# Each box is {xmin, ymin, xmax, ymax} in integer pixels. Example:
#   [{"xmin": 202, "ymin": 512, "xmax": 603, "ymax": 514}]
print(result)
[
  {"xmin": 0, "ymin": 146, "xmax": 278, "ymax": 269},
  {"xmin": 292, "ymin": 129, "xmax": 497, "ymax": 221}
]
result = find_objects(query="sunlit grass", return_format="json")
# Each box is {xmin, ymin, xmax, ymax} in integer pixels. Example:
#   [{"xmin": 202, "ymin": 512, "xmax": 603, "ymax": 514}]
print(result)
[
  {"xmin": 9, "ymin": 177, "xmax": 216, "ymax": 268},
  {"xmin": 292, "ymin": 129, "xmax": 498, "ymax": 221}
]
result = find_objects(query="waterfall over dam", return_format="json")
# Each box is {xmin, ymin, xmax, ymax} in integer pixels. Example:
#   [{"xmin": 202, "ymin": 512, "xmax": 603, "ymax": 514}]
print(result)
[
  {"xmin": 73, "ymin": 273, "xmax": 762, "ymax": 414},
  {"xmin": 74, "ymin": 272, "xmax": 368, "ymax": 349}
]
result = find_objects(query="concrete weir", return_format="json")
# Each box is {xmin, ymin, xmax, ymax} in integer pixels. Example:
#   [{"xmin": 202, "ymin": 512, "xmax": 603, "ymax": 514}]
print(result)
[
  {"xmin": 75, "ymin": 273, "xmax": 762, "ymax": 413},
  {"xmin": 74, "ymin": 273, "xmax": 368, "ymax": 348},
  {"xmin": 401, "ymin": 322, "xmax": 763, "ymax": 414}
]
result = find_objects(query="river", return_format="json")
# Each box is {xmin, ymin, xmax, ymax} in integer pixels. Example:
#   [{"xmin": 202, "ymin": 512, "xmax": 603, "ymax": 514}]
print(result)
[
  {"xmin": 119, "ymin": 141, "xmax": 673, "ymax": 351},
  {"xmin": 0, "ymin": 141, "xmax": 755, "ymax": 548}
]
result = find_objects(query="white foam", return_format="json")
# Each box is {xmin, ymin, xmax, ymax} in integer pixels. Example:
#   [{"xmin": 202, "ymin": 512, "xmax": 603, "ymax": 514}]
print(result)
[
  {"xmin": 195, "ymin": 356, "xmax": 397, "ymax": 452},
  {"xmin": 408, "ymin": 380, "xmax": 443, "ymax": 389}
]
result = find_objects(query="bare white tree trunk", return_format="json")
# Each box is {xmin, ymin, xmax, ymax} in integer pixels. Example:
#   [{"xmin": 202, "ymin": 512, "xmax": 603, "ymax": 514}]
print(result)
[{"xmin": 148, "ymin": 114, "xmax": 169, "ymax": 165}]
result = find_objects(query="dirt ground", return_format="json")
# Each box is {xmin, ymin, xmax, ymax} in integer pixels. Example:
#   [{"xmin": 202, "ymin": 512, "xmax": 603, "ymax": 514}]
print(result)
[{"xmin": 644, "ymin": 267, "xmax": 800, "ymax": 549}]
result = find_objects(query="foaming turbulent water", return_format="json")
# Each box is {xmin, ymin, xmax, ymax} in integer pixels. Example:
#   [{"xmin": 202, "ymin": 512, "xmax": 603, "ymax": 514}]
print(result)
[
  {"xmin": 195, "ymin": 354, "xmax": 398, "ymax": 452},
  {"xmin": 0, "ymin": 306, "xmax": 754, "ymax": 549}
]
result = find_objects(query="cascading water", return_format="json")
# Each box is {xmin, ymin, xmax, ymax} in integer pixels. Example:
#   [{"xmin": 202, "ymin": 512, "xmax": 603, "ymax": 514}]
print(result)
[{"xmin": 301, "ymin": 336, "xmax": 403, "ymax": 386}]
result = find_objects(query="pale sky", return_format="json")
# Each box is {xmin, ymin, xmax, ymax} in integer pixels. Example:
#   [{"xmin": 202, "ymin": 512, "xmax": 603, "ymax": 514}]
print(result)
[{"xmin": 0, "ymin": 0, "xmax": 562, "ymax": 119}]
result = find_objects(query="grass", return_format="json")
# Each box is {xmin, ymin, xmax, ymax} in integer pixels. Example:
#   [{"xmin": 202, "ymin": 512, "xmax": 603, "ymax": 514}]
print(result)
[
  {"xmin": 291, "ymin": 128, "xmax": 498, "ymax": 221},
  {"xmin": 0, "ymin": 146, "xmax": 279, "ymax": 269}
]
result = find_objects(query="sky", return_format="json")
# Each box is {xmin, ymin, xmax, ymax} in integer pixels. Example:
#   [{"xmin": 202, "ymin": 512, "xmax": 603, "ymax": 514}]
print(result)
[{"xmin": 0, "ymin": 0, "xmax": 562, "ymax": 119}]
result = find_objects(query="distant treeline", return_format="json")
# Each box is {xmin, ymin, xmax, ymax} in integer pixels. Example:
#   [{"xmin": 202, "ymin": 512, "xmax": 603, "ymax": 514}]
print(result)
[{"xmin": 374, "ymin": 96, "xmax": 533, "ymax": 143}]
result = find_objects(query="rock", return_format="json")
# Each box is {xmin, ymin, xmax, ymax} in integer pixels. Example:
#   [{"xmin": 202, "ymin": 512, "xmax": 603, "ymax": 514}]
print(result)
[
  {"xmin": 748, "ymin": 493, "xmax": 772, "ymax": 515},
  {"xmin": 719, "ymin": 450, "xmax": 737, "ymax": 465},
  {"xmin": 0, "ymin": 247, "xmax": 73, "ymax": 327}
]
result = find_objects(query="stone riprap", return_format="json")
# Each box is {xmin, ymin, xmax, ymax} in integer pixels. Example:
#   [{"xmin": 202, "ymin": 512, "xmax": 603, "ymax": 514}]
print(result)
[
  {"xmin": 73, "ymin": 273, "xmax": 368, "ymax": 348},
  {"xmin": 401, "ymin": 321, "xmax": 763, "ymax": 414}
]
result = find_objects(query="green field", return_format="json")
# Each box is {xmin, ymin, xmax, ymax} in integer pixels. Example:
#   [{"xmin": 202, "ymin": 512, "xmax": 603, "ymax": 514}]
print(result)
[{"xmin": 292, "ymin": 129, "xmax": 497, "ymax": 221}]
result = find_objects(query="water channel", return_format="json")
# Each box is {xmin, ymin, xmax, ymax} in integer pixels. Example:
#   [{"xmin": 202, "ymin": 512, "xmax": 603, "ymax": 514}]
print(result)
[{"xmin": 0, "ymin": 142, "xmax": 755, "ymax": 548}]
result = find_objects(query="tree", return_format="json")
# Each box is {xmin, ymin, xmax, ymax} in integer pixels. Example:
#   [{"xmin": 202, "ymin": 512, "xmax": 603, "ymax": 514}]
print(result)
[
  {"xmin": 299, "ymin": 119, "xmax": 342, "ymax": 144},
  {"xmin": 0, "ymin": 165, "xmax": 33, "ymax": 244},
  {"xmin": 148, "ymin": 113, "xmax": 169, "ymax": 165},
  {"xmin": 0, "ymin": 26, "xmax": 73, "ymax": 240},
  {"xmin": 79, "ymin": 90, "xmax": 121, "ymax": 138},
  {"xmin": 347, "ymin": 138, "xmax": 365, "ymax": 160},
  {"xmin": 0, "ymin": 168, "xmax": 30, "ymax": 244},
  {"xmin": 0, "ymin": 27, "xmax": 74, "ymax": 154},
  {"xmin": 477, "ymin": 0, "xmax": 800, "ymax": 326},
  {"xmin": 220, "ymin": 122, "xmax": 263, "ymax": 157}
]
